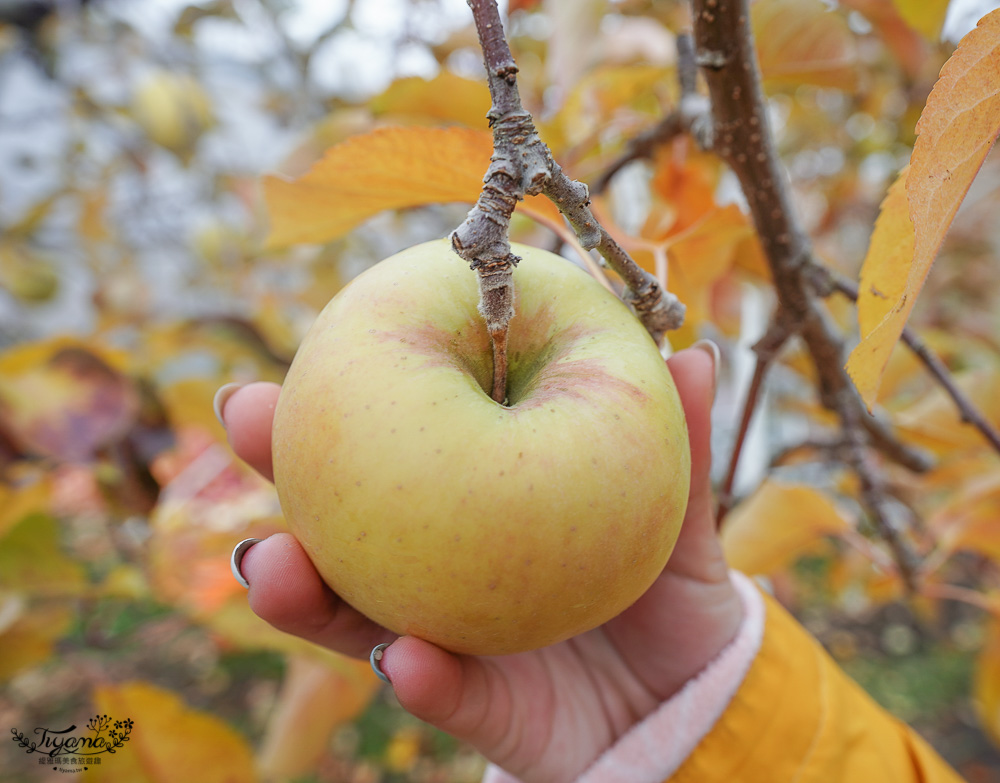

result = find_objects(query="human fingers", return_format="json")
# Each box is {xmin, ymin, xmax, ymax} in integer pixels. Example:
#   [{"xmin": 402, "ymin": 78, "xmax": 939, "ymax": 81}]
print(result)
[
  {"xmin": 215, "ymin": 382, "xmax": 280, "ymax": 481},
  {"xmin": 664, "ymin": 341, "xmax": 726, "ymax": 577},
  {"xmin": 239, "ymin": 533, "xmax": 395, "ymax": 659}
]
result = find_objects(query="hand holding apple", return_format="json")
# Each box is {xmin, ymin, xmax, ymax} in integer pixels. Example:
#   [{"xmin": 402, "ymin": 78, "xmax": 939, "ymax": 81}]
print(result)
[{"xmin": 220, "ymin": 332, "xmax": 741, "ymax": 783}]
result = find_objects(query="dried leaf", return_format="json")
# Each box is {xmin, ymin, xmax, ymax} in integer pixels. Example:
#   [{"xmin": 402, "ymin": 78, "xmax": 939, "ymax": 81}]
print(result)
[
  {"xmin": 85, "ymin": 681, "xmax": 258, "ymax": 783},
  {"xmin": 752, "ymin": 0, "xmax": 859, "ymax": 90},
  {"xmin": 721, "ymin": 481, "xmax": 853, "ymax": 575},
  {"xmin": 264, "ymin": 126, "xmax": 561, "ymax": 249},
  {"xmin": 257, "ymin": 654, "xmax": 380, "ymax": 781},
  {"xmin": 891, "ymin": 0, "xmax": 951, "ymax": 41},
  {"xmin": 847, "ymin": 11, "xmax": 1000, "ymax": 408},
  {"xmin": 0, "ymin": 339, "xmax": 139, "ymax": 462}
]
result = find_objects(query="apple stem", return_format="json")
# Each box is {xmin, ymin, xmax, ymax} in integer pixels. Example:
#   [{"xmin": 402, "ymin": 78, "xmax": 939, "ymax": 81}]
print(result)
[{"xmin": 489, "ymin": 325, "xmax": 509, "ymax": 404}]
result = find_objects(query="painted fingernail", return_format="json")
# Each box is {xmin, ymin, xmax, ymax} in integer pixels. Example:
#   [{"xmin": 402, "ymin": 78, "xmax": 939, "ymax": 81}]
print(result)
[
  {"xmin": 213, "ymin": 383, "xmax": 245, "ymax": 428},
  {"xmin": 691, "ymin": 338, "xmax": 721, "ymax": 392},
  {"xmin": 369, "ymin": 642, "xmax": 392, "ymax": 684},
  {"xmin": 230, "ymin": 538, "xmax": 263, "ymax": 589}
]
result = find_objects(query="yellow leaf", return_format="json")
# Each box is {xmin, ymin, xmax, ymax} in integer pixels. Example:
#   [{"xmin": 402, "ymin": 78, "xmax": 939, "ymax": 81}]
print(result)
[
  {"xmin": 722, "ymin": 481, "xmax": 852, "ymax": 575},
  {"xmin": 0, "ymin": 598, "xmax": 73, "ymax": 680},
  {"xmin": 0, "ymin": 515, "xmax": 87, "ymax": 596},
  {"xmin": 263, "ymin": 126, "xmax": 562, "ymax": 249},
  {"xmin": 553, "ymin": 64, "xmax": 671, "ymax": 148},
  {"xmin": 370, "ymin": 72, "xmax": 492, "ymax": 128},
  {"xmin": 975, "ymin": 614, "xmax": 1000, "ymax": 746},
  {"xmin": 0, "ymin": 470, "xmax": 52, "ymax": 539},
  {"xmin": 854, "ymin": 168, "xmax": 913, "ymax": 338},
  {"xmin": 257, "ymin": 654, "xmax": 379, "ymax": 781},
  {"xmin": 847, "ymin": 11, "xmax": 1000, "ymax": 408},
  {"xmin": 893, "ymin": 366, "xmax": 1000, "ymax": 453},
  {"xmin": 929, "ymin": 469, "xmax": 1000, "ymax": 561},
  {"xmin": 891, "ymin": 0, "xmax": 951, "ymax": 41},
  {"xmin": 85, "ymin": 681, "xmax": 258, "ymax": 783},
  {"xmin": 385, "ymin": 726, "xmax": 423, "ymax": 773},
  {"xmin": 752, "ymin": 0, "xmax": 859, "ymax": 90}
]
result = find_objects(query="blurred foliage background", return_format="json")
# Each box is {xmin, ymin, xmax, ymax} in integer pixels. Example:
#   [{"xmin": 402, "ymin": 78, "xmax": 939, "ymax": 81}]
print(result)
[{"xmin": 1, "ymin": 0, "xmax": 1000, "ymax": 780}]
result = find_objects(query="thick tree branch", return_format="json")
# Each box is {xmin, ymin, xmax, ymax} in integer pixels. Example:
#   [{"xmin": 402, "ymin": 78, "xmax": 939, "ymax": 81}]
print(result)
[
  {"xmin": 453, "ymin": 0, "xmax": 685, "ymax": 403},
  {"xmin": 690, "ymin": 0, "xmax": 924, "ymax": 584}
]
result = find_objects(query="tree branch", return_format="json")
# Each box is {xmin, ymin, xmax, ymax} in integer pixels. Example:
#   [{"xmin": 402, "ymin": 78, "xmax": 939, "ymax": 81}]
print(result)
[
  {"xmin": 819, "ymin": 268, "xmax": 1000, "ymax": 457},
  {"xmin": 453, "ymin": 0, "xmax": 685, "ymax": 404},
  {"xmin": 592, "ymin": 33, "xmax": 712, "ymax": 196},
  {"xmin": 690, "ymin": 0, "xmax": 923, "ymax": 585}
]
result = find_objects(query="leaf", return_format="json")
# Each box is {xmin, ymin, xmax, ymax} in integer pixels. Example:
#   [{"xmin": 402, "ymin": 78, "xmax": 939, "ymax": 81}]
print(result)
[
  {"xmin": 975, "ymin": 613, "xmax": 1000, "ymax": 746},
  {"xmin": 752, "ymin": 0, "xmax": 859, "ymax": 90},
  {"xmin": 0, "ymin": 338, "xmax": 139, "ymax": 461},
  {"xmin": 847, "ymin": 11, "xmax": 1000, "ymax": 409},
  {"xmin": 0, "ymin": 598, "xmax": 74, "ymax": 680},
  {"xmin": 257, "ymin": 654, "xmax": 380, "ymax": 781},
  {"xmin": 891, "ymin": 0, "xmax": 951, "ymax": 41},
  {"xmin": 0, "ymin": 514, "xmax": 87, "ymax": 595},
  {"xmin": 721, "ymin": 481, "xmax": 853, "ymax": 575},
  {"xmin": 370, "ymin": 72, "xmax": 492, "ymax": 128},
  {"xmin": 85, "ymin": 681, "xmax": 258, "ymax": 783},
  {"xmin": 892, "ymin": 366, "xmax": 1000, "ymax": 453},
  {"xmin": 0, "ymin": 470, "xmax": 52, "ymax": 539},
  {"xmin": 929, "ymin": 469, "xmax": 1000, "ymax": 561},
  {"xmin": 263, "ymin": 126, "xmax": 562, "ymax": 249}
]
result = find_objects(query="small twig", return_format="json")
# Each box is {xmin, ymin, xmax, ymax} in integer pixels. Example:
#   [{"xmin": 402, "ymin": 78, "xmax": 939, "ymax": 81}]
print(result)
[
  {"xmin": 920, "ymin": 582, "xmax": 999, "ymax": 614},
  {"xmin": 454, "ymin": 0, "xmax": 685, "ymax": 396},
  {"xmin": 835, "ymin": 389, "xmax": 920, "ymax": 592},
  {"xmin": 592, "ymin": 33, "xmax": 712, "ymax": 196},
  {"xmin": 717, "ymin": 319, "xmax": 793, "ymax": 527}
]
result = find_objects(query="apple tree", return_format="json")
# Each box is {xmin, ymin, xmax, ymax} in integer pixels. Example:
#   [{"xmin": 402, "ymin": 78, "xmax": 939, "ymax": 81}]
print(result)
[{"xmin": 1, "ymin": 0, "xmax": 1000, "ymax": 779}]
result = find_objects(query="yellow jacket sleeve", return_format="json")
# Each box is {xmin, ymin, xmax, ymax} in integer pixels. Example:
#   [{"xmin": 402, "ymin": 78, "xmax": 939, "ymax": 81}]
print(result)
[{"xmin": 670, "ymin": 590, "xmax": 964, "ymax": 782}]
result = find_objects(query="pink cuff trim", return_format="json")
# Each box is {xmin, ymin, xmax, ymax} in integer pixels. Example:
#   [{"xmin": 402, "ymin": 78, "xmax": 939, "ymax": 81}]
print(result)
[{"xmin": 482, "ymin": 571, "xmax": 765, "ymax": 783}]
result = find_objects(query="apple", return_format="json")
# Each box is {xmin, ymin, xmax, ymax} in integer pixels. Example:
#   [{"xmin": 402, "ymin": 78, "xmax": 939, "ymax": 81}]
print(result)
[{"xmin": 271, "ymin": 239, "xmax": 690, "ymax": 656}]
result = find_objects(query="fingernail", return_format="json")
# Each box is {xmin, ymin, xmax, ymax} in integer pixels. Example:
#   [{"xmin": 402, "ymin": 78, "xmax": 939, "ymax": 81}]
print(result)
[
  {"xmin": 369, "ymin": 642, "xmax": 393, "ymax": 684},
  {"xmin": 691, "ymin": 339, "xmax": 721, "ymax": 392},
  {"xmin": 230, "ymin": 538, "xmax": 263, "ymax": 589},
  {"xmin": 213, "ymin": 383, "xmax": 245, "ymax": 429}
]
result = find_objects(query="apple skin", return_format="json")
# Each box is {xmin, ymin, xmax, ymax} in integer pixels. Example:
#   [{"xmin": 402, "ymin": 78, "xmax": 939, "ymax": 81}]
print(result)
[{"xmin": 271, "ymin": 240, "xmax": 690, "ymax": 656}]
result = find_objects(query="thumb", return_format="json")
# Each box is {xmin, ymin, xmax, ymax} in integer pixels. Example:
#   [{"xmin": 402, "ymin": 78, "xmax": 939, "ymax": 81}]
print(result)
[{"xmin": 378, "ymin": 637, "xmax": 516, "ymax": 755}]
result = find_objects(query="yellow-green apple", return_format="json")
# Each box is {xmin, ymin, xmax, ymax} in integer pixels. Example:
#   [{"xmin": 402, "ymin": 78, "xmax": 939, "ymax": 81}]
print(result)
[{"xmin": 271, "ymin": 239, "xmax": 690, "ymax": 655}]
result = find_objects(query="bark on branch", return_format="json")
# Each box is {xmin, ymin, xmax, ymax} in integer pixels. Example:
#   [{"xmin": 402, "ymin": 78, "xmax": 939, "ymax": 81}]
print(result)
[
  {"xmin": 690, "ymin": 0, "xmax": 925, "ymax": 587},
  {"xmin": 452, "ymin": 0, "xmax": 685, "ymax": 403}
]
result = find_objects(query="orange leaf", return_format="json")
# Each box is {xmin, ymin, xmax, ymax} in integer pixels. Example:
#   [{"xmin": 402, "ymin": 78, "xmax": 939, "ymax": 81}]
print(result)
[
  {"xmin": 263, "ymin": 126, "xmax": 561, "ymax": 249},
  {"xmin": 370, "ymin": 72, "xmax": 492, "ymax": 128},
  {"xmin": 752, "ymin": 0, "xmax": 859, "ymax": 90},
  {"xmin": 847, "ymin": 11, "xmax": 1000, "ymax": 408},
  {"xmin": 85, "ymin": 681, "xmax": 258, "ymax": 783},
  {"xmin": 257, "ymin": 654, "xmax": 379, "ymax": 781},
  {"xmin": 721, "ymin": 481, "xmax": 853, "ymax": 575}
]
